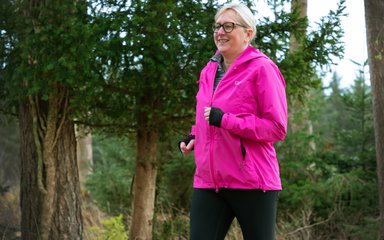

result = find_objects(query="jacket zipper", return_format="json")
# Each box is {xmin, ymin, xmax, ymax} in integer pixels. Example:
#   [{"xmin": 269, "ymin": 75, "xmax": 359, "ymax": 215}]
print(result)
[
  {"xmin": 209, "ymin": 62, "xmax": 234, "ymax": 192},
  {"xmin": 209, "ymin": 126, "xmax": 218, "ymax": 192},
  {"xmin": 209, "ymin": 63, "xmax": 221, "ymax": 193}
]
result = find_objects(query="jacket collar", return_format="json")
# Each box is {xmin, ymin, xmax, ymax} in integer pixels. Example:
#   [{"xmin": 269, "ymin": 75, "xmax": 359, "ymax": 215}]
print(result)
[{"xmin": 210, "ymin": 45, "xmax": 265, "ymax": 67}]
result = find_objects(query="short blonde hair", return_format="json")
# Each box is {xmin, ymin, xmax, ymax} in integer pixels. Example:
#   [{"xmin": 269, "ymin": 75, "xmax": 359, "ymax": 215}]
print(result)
[{"xmin": 215, "ymin": 2, "xmax": 257, "ymax": 42}]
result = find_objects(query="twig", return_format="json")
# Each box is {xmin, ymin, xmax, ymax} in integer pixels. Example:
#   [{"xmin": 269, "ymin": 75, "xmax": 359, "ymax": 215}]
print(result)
[{"xmin": 286, "ymin": 210, "xmax": 336, "ymax": 236}]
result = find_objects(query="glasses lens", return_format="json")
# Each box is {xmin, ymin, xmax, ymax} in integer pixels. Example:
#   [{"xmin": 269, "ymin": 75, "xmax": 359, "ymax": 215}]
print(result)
[
  {"xmin": 213, "ymin": 23, "xmax": 220, "ymax": 32},
  {"xmin": 223, "ymin": 23, "xmax": 234, "ymax": 32}
]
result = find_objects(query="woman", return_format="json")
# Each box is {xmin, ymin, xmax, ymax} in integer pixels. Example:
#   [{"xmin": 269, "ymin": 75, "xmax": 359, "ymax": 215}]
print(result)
[{"xmin": 179, "ymin": 2, "xmax": 288, "ymax": 240}]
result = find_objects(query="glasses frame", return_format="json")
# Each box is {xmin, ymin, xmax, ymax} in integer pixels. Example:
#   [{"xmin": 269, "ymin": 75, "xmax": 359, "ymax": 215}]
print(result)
[{"xmin": 212, "ymin": 22, "xmax": 248, "ymax": 33}]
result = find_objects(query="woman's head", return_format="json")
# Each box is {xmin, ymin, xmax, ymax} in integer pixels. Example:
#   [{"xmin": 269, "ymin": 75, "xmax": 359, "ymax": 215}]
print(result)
[
  {"xmin": 213, "ymin": 3, "xmax": 256, "ymax": 59},
  {"xmin": 214, "ymin": 3, "xmax": 256, "ymax": 42}
]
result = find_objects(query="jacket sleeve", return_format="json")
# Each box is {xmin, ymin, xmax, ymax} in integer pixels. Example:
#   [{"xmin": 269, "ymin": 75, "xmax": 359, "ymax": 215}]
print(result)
[
  {"xmin": 220, "ymin": 61, "xmax": 288, "ymax": 142},
  {"xmin": 190, "ymin": 125, "xmax": 196, "ymax": 136}
]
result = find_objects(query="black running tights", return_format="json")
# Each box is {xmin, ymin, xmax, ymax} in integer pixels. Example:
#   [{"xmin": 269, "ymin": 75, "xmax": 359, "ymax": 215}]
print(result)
[{"xmin": 190, "ymin": 188, "xmax": 279, "ymax": 240}]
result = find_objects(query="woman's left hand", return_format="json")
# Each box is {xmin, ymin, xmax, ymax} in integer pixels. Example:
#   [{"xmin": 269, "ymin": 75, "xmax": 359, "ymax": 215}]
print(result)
[{"xmin": 204, "ymin": 107, "xmax": 211, "ymax": 122}]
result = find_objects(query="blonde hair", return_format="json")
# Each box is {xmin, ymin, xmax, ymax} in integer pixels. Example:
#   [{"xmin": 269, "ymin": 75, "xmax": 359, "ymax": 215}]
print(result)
[{"xmin": 215, "ymin": 2, "xmax": 257, "ymax": 42}]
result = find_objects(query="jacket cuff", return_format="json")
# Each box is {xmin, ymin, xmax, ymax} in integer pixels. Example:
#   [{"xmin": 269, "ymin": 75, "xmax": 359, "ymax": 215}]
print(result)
[
  {"xmin": 221, "ymin": 112, "xmax": 235, "ymax": 130},
  {"xmin": 209, "ymin": 107, "xmax": 224, "ymax": 127}
]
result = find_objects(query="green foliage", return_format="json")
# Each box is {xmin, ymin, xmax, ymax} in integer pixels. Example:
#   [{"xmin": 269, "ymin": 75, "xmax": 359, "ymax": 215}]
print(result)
[
  {"xmin": 74, "ymin": 0, "xmax": 218, "ymax": 134},
  {"xmin": 90, "ymin": 215, "xmax": 129, "ymax": 240},
  {"xmin": 277, "ymin": 63, "xmax": 377, "ymax": 239},
  {"xmin": 252, "ymin": 0, "xmax": 346, "ymax": 100},
  {"xmin": 70, "ymin": 0, "xmax": 347, "ymax": 134},
  {"xmin": 86, "ymin": 134, "xmax": 135, "ymax": 215},
  {"xmin": 0, "ymin": 1, "xmax": 98, "ymax": 110},
  {"xmin": 153, "ymin": 210, "xmax": 189, "ymax": 240}
]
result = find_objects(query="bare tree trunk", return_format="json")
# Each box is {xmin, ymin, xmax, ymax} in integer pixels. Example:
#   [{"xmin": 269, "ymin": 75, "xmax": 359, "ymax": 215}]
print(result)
[
  {"xmin": 364, "ymin": 0, "xmax": 384, "ymax": 238},
  {"xmin": 289, "ymin": 0, "xmax": 316, "ymax": 152},
  {"xmin": 290, "ymin": 0, "xmax": 307, "ymax": 52},
  {"xmin": 19, "ymin": 84, "xmax": 83, "ymax": 240},
  {"xmin": 129, "ymin": 127, "xmax": 159, "ymax": 240}
]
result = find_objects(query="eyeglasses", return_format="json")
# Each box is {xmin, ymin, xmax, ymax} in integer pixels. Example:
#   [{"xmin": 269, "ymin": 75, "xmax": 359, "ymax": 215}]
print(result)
[{"xmin": 212, "ymin": 22, "xmax": 248, "ymax": 33}]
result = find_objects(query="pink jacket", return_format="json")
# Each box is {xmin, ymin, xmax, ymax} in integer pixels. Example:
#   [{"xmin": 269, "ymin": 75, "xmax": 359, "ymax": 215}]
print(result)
[{"xmin": 191, "ymin": 45, "xmax": 288, "ymax": 191}]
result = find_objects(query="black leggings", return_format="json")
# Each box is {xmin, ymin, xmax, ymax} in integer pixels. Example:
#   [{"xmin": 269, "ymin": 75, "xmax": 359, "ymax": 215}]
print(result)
[{"xmin": 190, "ymin": 188, "xmax": 279, "ymax": 240}]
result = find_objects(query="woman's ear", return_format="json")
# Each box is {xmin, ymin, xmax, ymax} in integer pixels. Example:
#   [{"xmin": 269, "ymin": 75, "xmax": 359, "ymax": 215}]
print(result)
[{"xmin": 245, "ymin": 28, "xmax": 253, "ymax": 43}]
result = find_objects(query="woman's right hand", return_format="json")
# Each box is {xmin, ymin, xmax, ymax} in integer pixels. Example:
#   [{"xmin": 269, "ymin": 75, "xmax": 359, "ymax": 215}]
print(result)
[{"xmin": 180, "ymin": 139, "xmax": 195, "ymax": 156}]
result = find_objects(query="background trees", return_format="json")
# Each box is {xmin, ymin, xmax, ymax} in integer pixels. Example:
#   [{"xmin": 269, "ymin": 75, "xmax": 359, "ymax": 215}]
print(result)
[
  {"xmin": 0, "ymin": 0, "xmax": 382, "ymax": 239},
  {"xmin": 77, "ymin": 1, "xmax": 218, "ymax": 238},
  {"xmin": 1, "ymin": 0, "xmax": 96, "ymax": 238}
]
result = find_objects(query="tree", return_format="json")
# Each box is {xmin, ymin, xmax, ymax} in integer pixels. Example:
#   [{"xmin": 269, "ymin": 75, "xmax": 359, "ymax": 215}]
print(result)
[
  {"xmin": 77, "ymin": 1, "xmax": 218, "ymax": 239},
  {"xmin": 0, "ymin": 0, "xmax": 96, "ymax": 238},
  {"xmin": 290, "ymin": 0, "xmax": 307, "ymax": 52},
  {"xmin": 364, "ymin": 0, "xmax": 384, "ymax": 238},
  {"xmin": 288, "ymin": 0, "xmax": 318, "ymax": 151}
]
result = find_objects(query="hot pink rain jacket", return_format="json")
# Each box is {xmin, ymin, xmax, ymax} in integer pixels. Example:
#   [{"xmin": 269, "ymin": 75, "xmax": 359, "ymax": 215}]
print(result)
[{"xmin": 190, "ymin": 45, "xmax": 288, "ymax": 191}]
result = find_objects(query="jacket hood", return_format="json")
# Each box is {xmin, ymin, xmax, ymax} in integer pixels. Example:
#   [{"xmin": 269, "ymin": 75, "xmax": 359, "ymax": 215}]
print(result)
[{"xmin": 212, "ymin": 45, "xmax": 267, "ymax": 66}]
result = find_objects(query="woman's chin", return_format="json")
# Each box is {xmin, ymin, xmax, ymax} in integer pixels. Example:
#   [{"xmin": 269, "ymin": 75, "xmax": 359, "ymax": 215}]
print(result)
[{"xmin": 217, "ymin": 46, "xmax": 230, "ymax": 54}]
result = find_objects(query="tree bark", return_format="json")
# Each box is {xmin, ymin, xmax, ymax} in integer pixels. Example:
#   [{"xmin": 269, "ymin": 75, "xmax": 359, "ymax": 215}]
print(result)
[
  {"xmin": 19, "ymin": 86, "xmax": 83, "ymax": 240},
  {"xmin": 290, "ymin": 0, "xmax": 307, "ymax": 52},
  {"xmin": 129, "ymin": 127, "xmax": 159, "ymax": 240},
  {"xmin": 289, "ymin": 0, "xmax": 316, "ymax": 152},
  {"xmin": 364, "ymin": 0, "xmax": 384, "ymax": 238}
]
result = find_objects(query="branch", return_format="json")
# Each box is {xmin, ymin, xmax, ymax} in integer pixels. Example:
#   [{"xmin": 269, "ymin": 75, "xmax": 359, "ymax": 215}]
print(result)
[{"xmin": 286, "ymin": 210, "xmax": 336, "ymax": 236}]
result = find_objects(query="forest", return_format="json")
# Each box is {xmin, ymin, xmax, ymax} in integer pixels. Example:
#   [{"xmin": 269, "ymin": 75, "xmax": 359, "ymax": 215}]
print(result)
[{"xmin": 0, "ymin": 0, "xmax": 383, "ymax": 239}]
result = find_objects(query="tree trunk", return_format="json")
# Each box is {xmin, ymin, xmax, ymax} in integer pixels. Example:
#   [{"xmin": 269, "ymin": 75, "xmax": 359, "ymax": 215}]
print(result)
[
  {"xmin": 289, "ymin": 0, "xmax": 316, "ymax": 152},
  {"xmin": 364, "ymin": 0, "xmax": 384, "ymax": 238},
  {"xmin": 290, "ymin": 0, "xmax": 307, "ymax": 52},
  {"xmin": 129, "ymin": 127, "xmax": 159, "ymax": 240},
  {"xmin": 19, "ymin": 85, "xmax": 83, "ymax": 240}
]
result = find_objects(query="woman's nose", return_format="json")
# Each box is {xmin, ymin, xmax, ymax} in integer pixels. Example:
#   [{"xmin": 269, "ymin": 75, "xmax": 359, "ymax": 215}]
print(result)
[{"xmin": 216, "ymin": 26, "xmax": 226, "ymax": 34}]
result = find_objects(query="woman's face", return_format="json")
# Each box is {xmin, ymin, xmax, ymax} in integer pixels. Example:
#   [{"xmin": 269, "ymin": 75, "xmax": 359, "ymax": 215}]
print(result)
[{"xmin": 214, "ymin": 9, "xmax": 251, "ymax": 59}]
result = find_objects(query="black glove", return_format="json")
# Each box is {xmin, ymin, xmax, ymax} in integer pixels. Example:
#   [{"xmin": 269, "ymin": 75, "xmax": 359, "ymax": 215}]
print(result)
[{"xmin": 209, "ymin": 107, "xmax": 224, "ymax": 127}]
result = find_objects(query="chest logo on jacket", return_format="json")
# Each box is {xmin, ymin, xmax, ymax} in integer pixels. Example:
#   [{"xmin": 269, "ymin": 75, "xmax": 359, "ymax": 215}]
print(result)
[{"xmin": 234, "ymin": 80, "xmax": 241, "ymax": 85}]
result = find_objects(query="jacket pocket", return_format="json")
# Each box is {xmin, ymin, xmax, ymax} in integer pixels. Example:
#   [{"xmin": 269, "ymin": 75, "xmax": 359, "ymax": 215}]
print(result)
[{"xmin": 240, "ymin": 138, "xmax": 246, "ymax": 159}]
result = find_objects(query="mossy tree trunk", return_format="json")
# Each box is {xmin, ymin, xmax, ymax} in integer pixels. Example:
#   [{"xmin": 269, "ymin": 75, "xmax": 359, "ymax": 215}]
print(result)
[{"xmin": 19, "ymin": 84, "xmax": 82, "ymax": 240}]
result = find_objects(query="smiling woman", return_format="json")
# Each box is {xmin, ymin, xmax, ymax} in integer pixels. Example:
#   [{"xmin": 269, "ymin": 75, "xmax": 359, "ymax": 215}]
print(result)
[{"xmin": 179, "ymin": 2, "xmax": 288, "ymax": 240}]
